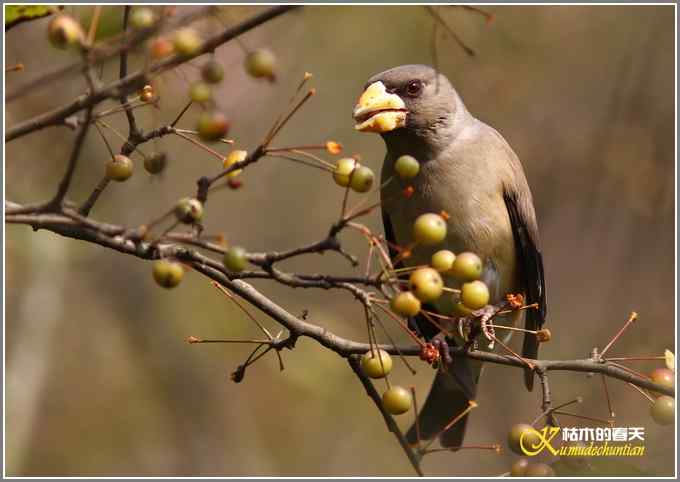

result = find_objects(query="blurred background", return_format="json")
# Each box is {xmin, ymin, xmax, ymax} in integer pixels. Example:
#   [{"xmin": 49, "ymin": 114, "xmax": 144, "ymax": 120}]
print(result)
[{"xmin": 5, "ymin": 4, "xmax": 675, "ymax": 476}]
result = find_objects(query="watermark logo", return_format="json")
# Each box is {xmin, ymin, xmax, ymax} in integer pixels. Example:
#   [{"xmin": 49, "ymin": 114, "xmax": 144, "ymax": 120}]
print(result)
[{"xmin": 519, "ymin": 426, "xmax": 646, "ymax": 457}]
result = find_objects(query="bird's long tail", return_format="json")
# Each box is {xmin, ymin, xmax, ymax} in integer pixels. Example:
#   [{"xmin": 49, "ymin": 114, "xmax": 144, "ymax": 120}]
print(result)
[{"xmin": 406, "ymin": 355, "xmax": 481, "ymax": 449}]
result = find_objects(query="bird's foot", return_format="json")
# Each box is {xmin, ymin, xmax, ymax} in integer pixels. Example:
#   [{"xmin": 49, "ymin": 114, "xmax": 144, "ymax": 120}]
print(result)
[
  {"xmin": 431, "ymin": 333, "xmax": 453, "ymax": 366},
  {"xmin": 478, "ymin": 305, "xmax": 502, "ymax": 349}
]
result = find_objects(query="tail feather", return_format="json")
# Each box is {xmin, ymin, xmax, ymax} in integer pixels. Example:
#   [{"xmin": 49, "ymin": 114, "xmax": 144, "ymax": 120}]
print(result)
[
  {"xmin": 406, "ymin": 355, "xmax": 481, "ymax": 449},
  {"xmin": 522, "ymin": 309, "xmax": 540, "ymax": 390}
]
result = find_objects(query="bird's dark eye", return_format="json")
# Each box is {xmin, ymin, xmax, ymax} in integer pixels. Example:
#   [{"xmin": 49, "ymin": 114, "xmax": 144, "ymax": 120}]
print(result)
[{"xmin": 405, "ymin": 80, "xmax": 423, "ymax": 97}]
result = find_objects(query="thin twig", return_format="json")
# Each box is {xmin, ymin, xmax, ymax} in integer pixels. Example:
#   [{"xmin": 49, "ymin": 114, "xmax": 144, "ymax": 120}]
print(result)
[
  {"xmin": 78, "ymin": 176, "xmax": 110, "ymax": 216},
  {"xmin": 6, "ymin": 6, "xmax": 300, "ymax": 142},
  {"xmin": 46, "ymin": 107, "xmax": 94, "ymax": 209},
  {"xmin": 348, "ymin": 355, "xmax": 423, "ymax": 476}
]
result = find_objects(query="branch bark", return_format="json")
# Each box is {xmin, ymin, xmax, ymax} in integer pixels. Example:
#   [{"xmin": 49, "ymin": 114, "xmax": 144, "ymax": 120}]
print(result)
[
  {"xmin": 4, "ymin": 204, "xmax": 674, "ymax": 398},
  {"xmin": 6, "ymin": 5, "xmax": 300, "ymax": 142}
]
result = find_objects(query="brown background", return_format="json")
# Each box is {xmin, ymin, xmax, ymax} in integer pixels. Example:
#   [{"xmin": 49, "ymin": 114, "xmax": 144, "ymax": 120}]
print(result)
[{"xmin": 5, "ymin": 5, "xmax": 676, "ymax": 476}]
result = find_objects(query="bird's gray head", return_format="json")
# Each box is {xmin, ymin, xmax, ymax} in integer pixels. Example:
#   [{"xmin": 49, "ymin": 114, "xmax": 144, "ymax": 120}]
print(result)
[{"xmin": 353, "ymin": 65, "xmax": 469, "ymax": 149}]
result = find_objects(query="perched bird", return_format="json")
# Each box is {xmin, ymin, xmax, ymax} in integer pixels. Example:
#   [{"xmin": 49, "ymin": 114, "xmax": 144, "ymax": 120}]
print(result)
[{"xmin": 352, "ymin": 65, "xmax": 546, "ymax": 448}]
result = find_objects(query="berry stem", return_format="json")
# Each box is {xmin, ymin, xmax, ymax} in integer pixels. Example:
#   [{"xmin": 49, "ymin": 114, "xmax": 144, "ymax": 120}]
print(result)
[
  {"xmin": 421, "ymin": 400, "xmax": 478, "ymax": 452},
  {"xmin": 601, "ymin": 374, "xmax": 615, "ymax": 419},
  {"xmin": 551, "ymin": 410, "xmax": 613, "ymax": 426},
  {"xmin": 599, "ymin": 311, "xmax": 638, "ymax": 358},
  {"xmin": 422, "ymin": 443, "xmax": 500, "ymax": 454},
  {"xmin": 173, "ymin": 130, "xmax": 225, "ymax": 161},
  {"xmin": 264, "ymin": 89, "xmax": 315, "ymax": 146},
  {"xmin": 93, "ymin": 99, "xmax": 150, "ymax": 120},
  {"xmin": 97, "ymin": 120, "xmax": 147, "ymax": 156},
  {"xmin": 369, "ymin": 306, "xmax": 417, "ymax": 375},
  {"xmin": 86, "ymin": 6, "xmax": 103, "ymax": 46},
  {"xmin": 266, "ymin": 154, "xmax": 334, "ymax": 173},
  {"xmin": 372, "ymin": 303, "xmax": 426, "ymax": 348},
  {"xmin": 626, "ymin": 382, "xmax": 656, "ymax": 404},
  {"xmin": 171, "ymin": 100, "xmax": 194, "ymax": 127},
  {"xmin": 174, "ymin": 128, "xmax": 234, "ymax": 144},
  {"xmin": 93, "ymin": 122, "xmax": 116, "ymax": 159}
]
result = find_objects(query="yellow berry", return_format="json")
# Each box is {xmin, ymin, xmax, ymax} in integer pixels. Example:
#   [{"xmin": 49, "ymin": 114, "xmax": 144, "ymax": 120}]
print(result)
[
  {"xmin": 333, "ymin": 158, "xmax": 358, "ymax": 187},
  {"xmin": 152, "ymin": 260, "xmax": 184, "ymax": 288},
  {"xmin": 431, "ymin": 249, "xmax": 456, "ymax": 272},
  {"xmin": 461, "ymin": 280, "xmax": 490, "ymax": 310},
  {"xmin": 390, "ymin": 291, "xmax": 421, "ymax": 317},
  {"xmin": 382, "ymin": 386, "xmax": 412, "ymax": 415},
  {"xmin": 413, "ymin": 213, "xmax": 447, "ymax": 245},
  {"xmin": 361, "ymin": 349, "xmax": 393, "ymax": 378},
  {"xmin": 450, "ymin": 252, "xmax": 483, "ymax": 281},
  {"xmin": 408, "ymin": 267, "xmax": 443, "ymax": 302},
  {"xmin": 223, "ymin": 150, "xmax": 246, "ymax": 178}
]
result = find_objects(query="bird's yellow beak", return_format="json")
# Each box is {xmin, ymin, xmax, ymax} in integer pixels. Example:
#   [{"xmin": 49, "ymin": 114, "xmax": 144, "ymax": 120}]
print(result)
[{"xmin": 353, "ymin": 81, "xmax": 407, "ymax": 133}]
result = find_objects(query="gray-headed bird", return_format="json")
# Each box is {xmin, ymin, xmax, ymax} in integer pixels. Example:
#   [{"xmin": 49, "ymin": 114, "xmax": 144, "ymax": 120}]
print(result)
[{"xmin": 353, "ymin": 65, "xmax": 546, "ymax": 449}]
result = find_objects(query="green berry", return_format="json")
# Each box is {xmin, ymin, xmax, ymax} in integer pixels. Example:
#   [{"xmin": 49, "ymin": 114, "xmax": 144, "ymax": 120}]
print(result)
[
  {"xmin": 201, "ymin": 60, "xmax": 224, "ymax": 83},
  {"xmin": 189, "ymin": 81, "xmax": 212, "ymax": 103},
  {"xmin": 650, "ymin": 395, "xmax": 674, "ymax": 425},
  {"xmin": 361, "ymin": 349, "xmax": 393, "ymax": 378},
  {"xmin": 244, "ymin": 48, "xmax": 277, "ymax": 80},
  {"xmin": 510, "ymin": 458, "xmax": 530, "ymax": 477},
  {"xmin": 105, "ymin": 154, "xmax": 133, "ymax": 182},
  {"xmin": 394, "ymin": 155, "xmax": 420, "ymax": 179},
  {"xmin": 408, "ymin": 267, "xmax": 443, "ymax": 302},
  {"xmin": 223, "ymin": 246, "xmax": 248, "ymax": 272},
  {"xmin": 174, "ymin": 197, "xmax": 203, "ymax": 224},
  {"xmin": 390, "ymin": 291, "xmax": 421, "ymax": 317},
  {"xmin": 524, "ymin": 463, "xmax": 555, "ymax": 477},
  {"xmin": 350, "ymin": 165, "xmax": 374, "ymax": 193},
  {"xmin": 152, "ymin": 259, "xmax": 184, "ymax": 288},
  {"xmin": 508, "ymin": 423, "xmax": 541, "ymax": 456},
  {"xmin": 650, "ymin": 368, "xmax": 675, "ymax": 394},
  {"xmin": 130, "ymin": 7, "xmax": 156, "ymax": 30},
  {"xmin": 144, "ymin": 152, "xmax": 167, "ymax": 175},
  {"xmin": 450, "ymin": 251, "xmax": 483, "ymax": 281},
  {"xmin": 382, "ymin": 386, "xmax": 412, "ymax": 415},
  {"xmin": 461, "ymin": 280, "xmax": 490, "ymax": 310},
  {"xmin": 48, "ymin": 15, "xmax": 84, "ymax": 50},
  {"xmin": 431, "ymin": 249, "xmax": 456, "ymax": 273},
  {"xmin": 333, "ymin": 158, "xmax": 358, "ymax": 187},
  {"xmin": 413, "ymin": 213, "xmax": 447, "ymax": 245},
  {"xmin": 173, "ymin": 28, "xmax": 201, "ymax": 56},
  {"xmin": 197, "ymin": 110, "xmax": 230, "ymax": 141}
]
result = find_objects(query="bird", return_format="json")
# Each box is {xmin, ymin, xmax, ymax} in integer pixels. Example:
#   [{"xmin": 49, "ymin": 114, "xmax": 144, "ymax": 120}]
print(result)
[{"xmin": 352, "ymin": 65, "xmax": 546, "ymax": 449}]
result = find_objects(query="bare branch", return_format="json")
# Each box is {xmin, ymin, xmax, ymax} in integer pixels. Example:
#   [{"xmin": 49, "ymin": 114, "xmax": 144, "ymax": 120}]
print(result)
[
  {"xmin": 118, "ymin": 6, "xmax": 141, "ymax": 139},
  {"xmin": 4, "ymin": 203, "xmax": 675, "ymax": 398},
  {"xmin": 6, "ymin": 6, "xmax": 300, "ymax": 142},
  {"xmin": 46, "ymin": 107, "xmax": 94, "ymax": 210}
]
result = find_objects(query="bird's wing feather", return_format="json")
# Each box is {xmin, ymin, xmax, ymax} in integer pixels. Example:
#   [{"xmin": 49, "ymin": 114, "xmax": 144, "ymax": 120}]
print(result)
[
  {"xmin": 381, "ymin": 209, "xmax": 401, "ymax": 266},
  {"xmin": 503, "ymin": 188, "xmax": 547, "ymax": 390}
]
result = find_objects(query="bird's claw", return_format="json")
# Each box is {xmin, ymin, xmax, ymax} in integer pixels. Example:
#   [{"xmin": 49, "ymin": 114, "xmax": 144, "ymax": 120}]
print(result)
[
  {"xmin": 431, "ymin": 333, "xmax": 453, "ymax": 366},
  {"xmin": 478, "ymin": 305, "xmax": 499, "ymax": 349},
  {"xmin": 457, "ymin": 317, "xmax": 473, "ymax": 341}
]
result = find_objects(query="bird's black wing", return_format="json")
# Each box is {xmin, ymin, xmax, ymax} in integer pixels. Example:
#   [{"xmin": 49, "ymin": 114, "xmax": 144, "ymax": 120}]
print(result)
[
  {"xmin": 382, "ymin": 209, "xmax": 401, "ymax": 265},
  {"xmin": 503, "ymin": 189, "xmax": 547, "ymax": 391}
]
